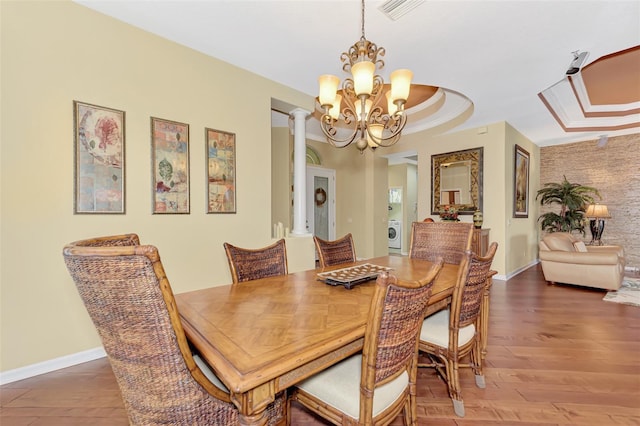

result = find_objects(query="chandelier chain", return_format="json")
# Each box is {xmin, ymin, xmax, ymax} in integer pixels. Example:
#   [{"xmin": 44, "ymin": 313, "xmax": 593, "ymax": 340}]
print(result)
[
  {"xmin": 317, "ymin": 0, "xmax": 412, "ymax": 152},
  {"xmin": 361, "ymin": 0, "xmax": 365, "ymax": 39}
]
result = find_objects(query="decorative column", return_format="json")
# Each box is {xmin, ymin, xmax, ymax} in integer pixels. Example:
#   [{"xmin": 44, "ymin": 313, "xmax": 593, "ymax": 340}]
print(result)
[{"xmin": 290, "ymin": 108, "xmax": 310, "ymax": 236}]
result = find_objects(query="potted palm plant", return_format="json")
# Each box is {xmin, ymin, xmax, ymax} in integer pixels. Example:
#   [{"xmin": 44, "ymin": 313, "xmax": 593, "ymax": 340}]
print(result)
[{"xmin": 536, "ymin": 175, "xmax": 600, "ymax": 235}]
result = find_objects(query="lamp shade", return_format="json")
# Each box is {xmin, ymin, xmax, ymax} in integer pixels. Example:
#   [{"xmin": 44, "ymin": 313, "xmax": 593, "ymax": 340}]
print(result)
[
  {"xmin": 585, "ymin": 204, "xmax": 611, "ymax": 218},
  {"xmin": 328, "ymin": 94, "xmax": 342, "ymax": 120},
  {"xmin": 367, "ymin": 123, "xmax": 383, "ymax": 148},
  {"xmin": 386, "ymin": 91, "xmax": 397, "ymax": 115},
  {"xmin": 390, "ymin": 69, "xmax": 413, "ymax": 102},
  {"xmin": 318, "ymin": 74, "xmax": 340, "ymax": 107},
  {"xmin": 356, "ymin": 98, "xmax": 372, "ymax": 121},
  {"xmin": 352, "ymin": 60, "xmax": 375, "ymax": 96}
]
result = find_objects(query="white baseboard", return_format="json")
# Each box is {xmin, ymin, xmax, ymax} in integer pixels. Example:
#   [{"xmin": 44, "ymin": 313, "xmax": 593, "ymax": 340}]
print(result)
[
  {"xmin": 503, "ymin": 259, "xmax": 539, "ymax": 281},
  {"xmin": 0, "ymin": 347, "xmax": 106, "ymax": 385}
]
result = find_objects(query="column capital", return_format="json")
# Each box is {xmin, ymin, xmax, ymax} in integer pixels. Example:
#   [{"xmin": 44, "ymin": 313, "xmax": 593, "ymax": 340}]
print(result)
[{"xmin": 289, "ymin": 108, "xmax": 311, "ymax": 120}]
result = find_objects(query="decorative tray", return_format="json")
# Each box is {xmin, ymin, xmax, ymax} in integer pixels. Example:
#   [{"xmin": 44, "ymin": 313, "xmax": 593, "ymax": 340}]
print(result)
[{"xmin": 317, "ymin": 263, "xmax": 393, "ymax": 289}]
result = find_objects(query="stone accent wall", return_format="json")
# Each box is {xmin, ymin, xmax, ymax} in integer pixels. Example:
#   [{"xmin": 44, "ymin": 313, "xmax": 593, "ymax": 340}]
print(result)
[{"xmin": 540, "ymin": 133, "xmax": 640, "ymax": 268}]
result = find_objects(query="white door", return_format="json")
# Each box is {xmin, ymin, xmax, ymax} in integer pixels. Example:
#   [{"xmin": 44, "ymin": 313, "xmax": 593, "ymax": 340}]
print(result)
[{"xmin": 306, "ymin": 165, "xmax": 336, "ymax": 240}]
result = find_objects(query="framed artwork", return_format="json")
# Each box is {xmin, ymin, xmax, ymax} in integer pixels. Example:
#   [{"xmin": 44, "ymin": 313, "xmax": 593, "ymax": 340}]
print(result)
[
  {"xmin": 431, "ymin": 147, "xmax": 483, "ymax": 215},
  {"xmin": 73, "ymin": 100, "xmax": 125, "ymax": 214},
  {"xmin": 151, "ymin": 117, "xmax": 190, "ymax": 214},
  {"xmin": 206, "ymin": 128, "xmax": 236, "ymax": 213},
  {"xmin": 513, "ymin": 144, "xmax": 530, "ymax": 218}
]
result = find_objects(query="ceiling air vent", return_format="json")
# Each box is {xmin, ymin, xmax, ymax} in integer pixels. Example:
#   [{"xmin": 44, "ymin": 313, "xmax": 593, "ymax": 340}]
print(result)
[{"xmin": 378, "ymin": 0, "xmax": 425, "ymax": 21}]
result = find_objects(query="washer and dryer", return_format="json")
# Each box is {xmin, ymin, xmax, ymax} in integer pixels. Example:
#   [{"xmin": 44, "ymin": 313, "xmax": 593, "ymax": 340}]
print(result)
[{"xmin": 388, "ymin": 220, "xmax": 402, "ymax": 249}]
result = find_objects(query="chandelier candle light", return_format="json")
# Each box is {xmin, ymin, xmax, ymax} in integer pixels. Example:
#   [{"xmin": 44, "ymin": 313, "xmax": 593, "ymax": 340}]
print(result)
[{"xmin": 318, "ymin": 0, "xmax": 413, "ymax": 153}]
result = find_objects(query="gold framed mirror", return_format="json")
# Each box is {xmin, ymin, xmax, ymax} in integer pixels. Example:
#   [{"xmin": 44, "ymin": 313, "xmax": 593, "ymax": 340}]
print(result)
[{"xmin": 431, "ymin": 147, "xmax": 483, "ymax": 215}]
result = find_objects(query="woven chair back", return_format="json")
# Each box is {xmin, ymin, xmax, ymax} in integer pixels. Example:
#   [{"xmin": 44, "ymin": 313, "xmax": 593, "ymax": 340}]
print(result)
[
  {"xmin": 409, "ymin": 222, "xmax": 474, "ymax": 265},
  {"xmin": 71, "ymin": 233, "xmax": 141, "ymax": 247},
  {"xmin": 364, "ymin": 259, "xmax": 444, "ymax": 389},
  {"xmin": 313, "ymin": 233, "xmax": 356, "ymax": 268},
  {"xmin": 223, "ymin": 239, "xmax": 288, "ymax": 284},
  {"xmin": 452, "ymin": 242, "xmax": 499, "ymax": 330},
  {"xmin": 62, "ymin": 238, "xmax": 242, "ymax": 425}
]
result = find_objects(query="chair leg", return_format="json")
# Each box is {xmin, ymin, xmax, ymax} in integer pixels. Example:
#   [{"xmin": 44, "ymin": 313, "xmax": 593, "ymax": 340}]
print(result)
[
  {"xmin": 403, "ymin": 397, "xmax": 415, "ymax": 426},
  {"xmin": 406, "ymin": 379, "xmax": 417, "ymax": 426},
  {"xmin": 452, "ymin": 399, "xmax": 465, "ymax": 417},
  {"xmin": 443, "ymin": 358, "xmax": 465, "ymax": 418},
  {"xmin": 421, "ymin": 352, "xmax": 467, "ymax": 417},
  {"xmin": 470, "ymin": 341, "xmax": 486, "ymax": 389}
]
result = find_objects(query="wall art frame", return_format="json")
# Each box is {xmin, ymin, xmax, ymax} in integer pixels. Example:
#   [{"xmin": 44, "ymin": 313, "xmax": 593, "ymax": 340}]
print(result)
[
  {"xmin": 206, "ymin": 127, "xmax": 236, "ymax": 213},
  {"xmin": 513, "ymin": 144, "xmax": 530, "ymax": 218},
  {"xmin": 151, "ymin": 117, "xmax": 190, "ymax": 214},
  {"xmin": 73, "ymin": 100, "xmax": 126, "ymax": 214},
  {"xmin": 431, "ymin": 147, "xmax": 483, "ymax": 215}
]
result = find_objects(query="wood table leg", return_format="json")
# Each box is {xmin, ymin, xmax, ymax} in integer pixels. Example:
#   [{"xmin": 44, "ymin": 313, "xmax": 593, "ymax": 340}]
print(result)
[{"xmin": 231, "ymin": 382, "xmax": 276, "ymax": 426}]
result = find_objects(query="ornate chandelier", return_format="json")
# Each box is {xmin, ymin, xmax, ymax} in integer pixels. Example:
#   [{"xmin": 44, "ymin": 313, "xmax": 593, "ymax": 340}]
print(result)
[{"xmin": 317, "ymin": 0, "xmax": 413, "ymax": 153}]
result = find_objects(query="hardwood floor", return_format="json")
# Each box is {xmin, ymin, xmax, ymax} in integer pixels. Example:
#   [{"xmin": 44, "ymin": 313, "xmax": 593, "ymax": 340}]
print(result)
[{"xmin": 2, "ymin": 264, "xmax": 639, "ymax": 425}]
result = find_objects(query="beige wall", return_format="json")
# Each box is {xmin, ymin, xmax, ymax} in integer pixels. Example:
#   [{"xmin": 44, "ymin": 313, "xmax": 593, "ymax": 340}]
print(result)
[
  {"xmin": 271, "ymin": 127, "xmax": 291, "ymax": 231},
  {"xmin": 379, "ymin": 122, "xmax": 541, "ymax": 278},
  {"xmin": 0, "ymin": 1, "xmax": 314, "ymax": 372},
  {"xmin": 294, "ymin": 122, "xmax": 542, "ymax": 277},
  {"xmin": 305, "ymin": 141, "xmax": 371, "ymax": 256},
  {"xmin": 540, "ymin": 134, "xmax": 640, "ymax": 268},
  {"xmin": 7, "ymin": 0, "xmax": 628, "ymax": 377},
  {"xmin": 505, "ymin": 124, "xmax": 541, "ymax": 275}
]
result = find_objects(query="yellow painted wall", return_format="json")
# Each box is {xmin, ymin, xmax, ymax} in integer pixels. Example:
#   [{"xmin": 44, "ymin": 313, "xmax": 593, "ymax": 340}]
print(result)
[
  {"xmin": 306, "ymin": 141, "xmax": 369, "ymax": 256},
  {"xmin": 284, "ymin": 121, "xmax": 541, "ymax": 276},
  {"xmin": 271, "ymin": 127, "xmax": 291, "ymax": 230},
  {"xmin": 0, "ymin": 1, "xmax": 314, "ymax": 372},
  {"xmin": 1, "ymin": 0, "xmax": 542, "ymax": 375},
  {"xmin": 504, "ymin": 124, "xmax": 540, "ymax": 274},
  {"xmin": 380, "ymin": 122, "xmax": 540, "ymax": 277},
  {"xmin": 369, "ymin": 152, "xmax": 390, "ymax": 257}
]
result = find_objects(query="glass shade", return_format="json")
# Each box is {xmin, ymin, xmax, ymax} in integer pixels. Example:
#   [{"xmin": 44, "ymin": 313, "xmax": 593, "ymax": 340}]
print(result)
[
  {"xmin": 390, "ymin": 69, "xmax": 413, "ymax": 102},
  {"xmin": 386, "ymin": 91, "xmax": 397, "ymax": 115},
  {"xmin": 329, "ymin": 94, "xmax": 342, "ymax": 120},
  {"xmin": 352, "ymin": 61, "xmax": 375, "ymax": 96},
  {"xmin": 367, "ymin": 123, "xmax": 383, "ymax": 148},
  {"xmin": 585, "ymin": 204, "xmax": 611, "ymax": 218},
  {"xmin": 356, "ymin": 98, "xmax": 372, "ymax": 120},
  {"xmin": 318, "ymin": 74, "xmax": 340, "ymax": 107}
]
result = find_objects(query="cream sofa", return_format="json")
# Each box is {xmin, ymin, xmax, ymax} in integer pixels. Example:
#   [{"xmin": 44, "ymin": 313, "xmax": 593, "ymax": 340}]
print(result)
[{"xmin": 539, "ymin": 232, "xmax": 625, "ymax": 290}]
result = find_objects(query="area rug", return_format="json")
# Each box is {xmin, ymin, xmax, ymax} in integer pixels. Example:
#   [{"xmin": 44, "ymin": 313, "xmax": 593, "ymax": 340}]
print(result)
[{"xmin": 603, "ymin": 277, "xmax": 640, "ymax": 307}]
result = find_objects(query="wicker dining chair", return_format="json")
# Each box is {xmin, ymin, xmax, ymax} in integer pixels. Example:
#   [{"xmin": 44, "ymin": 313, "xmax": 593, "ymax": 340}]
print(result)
[
  {"xmin": 313, "ymin": 233, "xmax": 357, "ymax": 268},
  {"xmin": 418, "ymin": 242, "xmax": 498, "ymax": 418},
  {"xmin": 63, "ymin": 235, "xmax": 285, "ymax": 426},
  {"xmin": 223, "ymin": 238, "xmax": 288, "ymax": 284},
  {"xmin": 289, "ymin": 259, "xmax": 445, "ymax": 426},
  {"xmin": 409, "ymin": 222, "xmax": 474, "ymax": 265}
]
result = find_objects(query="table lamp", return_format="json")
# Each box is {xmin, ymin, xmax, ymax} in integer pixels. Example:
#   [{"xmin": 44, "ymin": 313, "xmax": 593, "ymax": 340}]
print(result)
[{"xmin": 585, "ymin": 204, "xmax": 611, "ymax": 245}]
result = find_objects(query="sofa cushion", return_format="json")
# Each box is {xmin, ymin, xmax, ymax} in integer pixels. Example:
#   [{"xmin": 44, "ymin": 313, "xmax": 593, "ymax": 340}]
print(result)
[
  {"xmin": 543, "ymin": 233, "xmax": 576, "ymax": 252},
  {"xmin": 573, "ymin": 241, "xmax": 588, "ymax": 252}
]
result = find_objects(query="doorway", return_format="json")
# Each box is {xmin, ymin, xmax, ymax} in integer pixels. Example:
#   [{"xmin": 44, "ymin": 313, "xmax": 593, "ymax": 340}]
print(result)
[
  {"xmin": 306, "ymin": 165, "xmax": 336, "ymax": 240},
  {"xmin": 386, "ymin": 151, "xmax": 418, "ymax": 254}
]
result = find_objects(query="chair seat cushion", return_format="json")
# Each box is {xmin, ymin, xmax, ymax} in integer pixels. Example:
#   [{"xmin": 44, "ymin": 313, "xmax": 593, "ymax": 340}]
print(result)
[
  {"xmin": 295, "ymin": 354, "xmax": 409, "ymax": 419},
  {"xmin": 193, "ymin": 354, "xmax": 229, "ymax": 393},
  {"xmin": 420, "ymin": 310, "xmax": 475, "ymax": 348}
]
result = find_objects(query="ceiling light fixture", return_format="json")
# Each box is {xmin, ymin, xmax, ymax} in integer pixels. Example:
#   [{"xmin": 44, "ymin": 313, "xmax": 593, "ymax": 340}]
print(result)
[{"xmin": 317, "ymin": 0, "xmax": 413, "ymax": 153}]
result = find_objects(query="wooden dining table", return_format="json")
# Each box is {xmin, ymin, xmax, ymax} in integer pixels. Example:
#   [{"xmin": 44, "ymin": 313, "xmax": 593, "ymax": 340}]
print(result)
[{"xmin": 176, "ymin": 255, "xmax": 458, "ymax": 425}]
